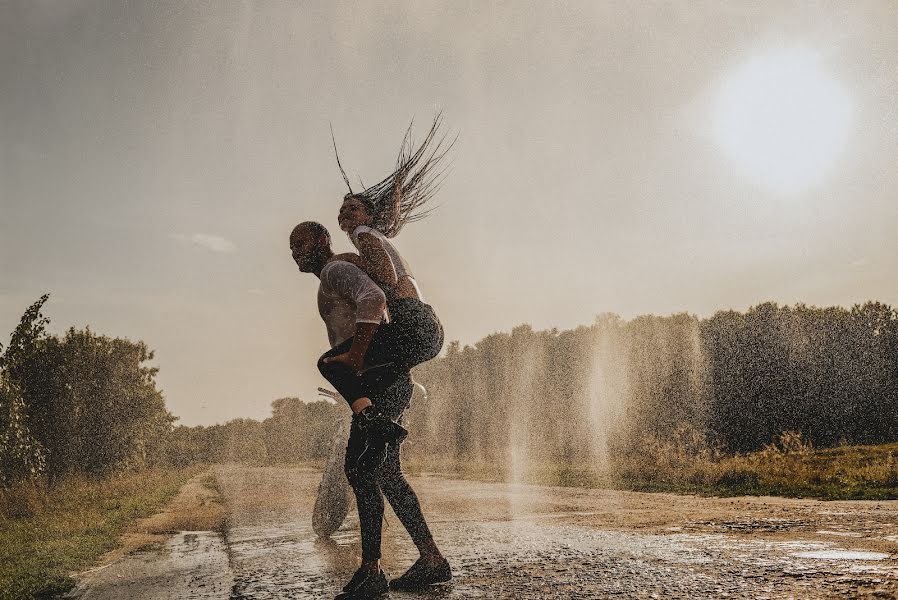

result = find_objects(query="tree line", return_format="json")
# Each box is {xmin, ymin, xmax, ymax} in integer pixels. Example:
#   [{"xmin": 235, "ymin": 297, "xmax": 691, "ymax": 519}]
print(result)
[
  {"xmin": 0, "ymin": 295, "xmax": 344, "ymax": 485},
  {"xmin": 405, "ymin": 301, "xmax": 898, "ymax": 471},
  {"xmin": 2, "ymin": 295, "xmax": 896, "ymax": 486},
  {"xmin": 162, "ymin": 398, "xmax": 343, "ymax": 467}
]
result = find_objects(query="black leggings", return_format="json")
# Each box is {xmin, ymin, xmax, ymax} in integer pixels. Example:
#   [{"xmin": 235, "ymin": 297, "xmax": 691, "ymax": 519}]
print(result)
[
  {"xmin": 344, "ymin": 374, "xmax": 433, "ymax": 561},
  {"xmin": 318, "ymin": 298, "xmax": 443, "ymax": 406}
]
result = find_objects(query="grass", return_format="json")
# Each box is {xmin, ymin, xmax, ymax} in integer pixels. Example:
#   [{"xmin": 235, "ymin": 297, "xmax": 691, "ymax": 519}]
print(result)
[
  {"xmin": 404, "ymin": 457, "xmax": 607, "ymax": 488},
  {"xmin": 613, "ymin": 431, "xmax": 898, "ymax": 500},
  {"xmin": 0, "ymin": 466, "xmax": 204, "ymax": 600},
  {"xmin": 405, "ymin": 434, "xmax": 898, "ymax": 501}
]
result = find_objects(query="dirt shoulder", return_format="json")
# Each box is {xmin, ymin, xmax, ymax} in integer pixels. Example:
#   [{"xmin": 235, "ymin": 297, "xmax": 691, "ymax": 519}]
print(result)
[
  {"xmin": 99, "ymin": 470, "xmax": 227, "ymax": 565},
  {"xmin": 66, "ymin": 470, "xmax": 232, "ymax": 600}
]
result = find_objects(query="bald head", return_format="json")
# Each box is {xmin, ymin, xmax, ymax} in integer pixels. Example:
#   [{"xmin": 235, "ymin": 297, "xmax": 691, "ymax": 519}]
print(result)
[
  {"xmin": 290, "ymin": 221, "xmax": 330, "ymax": 247},
  {"xmin": 289, "ymin": 221, "xmax": 333, "ymax": 275}
]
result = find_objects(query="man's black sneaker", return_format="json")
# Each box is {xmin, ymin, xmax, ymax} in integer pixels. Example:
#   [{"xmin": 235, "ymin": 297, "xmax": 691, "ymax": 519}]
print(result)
[
  {"xmin": 388, "ymin": 557, "xmax": 452, "ymax": 590},
  {"xmin": 340, "ymin": 566, "xmax": 369, "ymax": 593},
  {"xmin": 335, "ymin": 567, "xmax": 388, "ymax": 599}
]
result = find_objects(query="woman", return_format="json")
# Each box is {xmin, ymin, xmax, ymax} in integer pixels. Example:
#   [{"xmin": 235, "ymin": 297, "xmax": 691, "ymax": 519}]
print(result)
[{"xmin": 319, "ymin": 114, "xmax": 453, "ymax": 416}]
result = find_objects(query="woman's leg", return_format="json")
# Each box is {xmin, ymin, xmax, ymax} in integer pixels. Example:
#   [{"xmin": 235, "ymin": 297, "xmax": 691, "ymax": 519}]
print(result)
[
  {"xmin": 357, "ymin": 302, "xmax": 444, "ymax": 399},
  {"xmin": 318, "ymin": 303, "xmax": 443, "ymax": 409}
]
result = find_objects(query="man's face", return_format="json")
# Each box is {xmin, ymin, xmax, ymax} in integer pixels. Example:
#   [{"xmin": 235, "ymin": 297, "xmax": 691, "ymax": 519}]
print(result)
[{"xmin": 290, "ymin": 231, "xmax": 321, "ymax": 272}]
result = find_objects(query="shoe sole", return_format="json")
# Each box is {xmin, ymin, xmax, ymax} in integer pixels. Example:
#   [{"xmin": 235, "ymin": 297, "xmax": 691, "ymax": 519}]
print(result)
[
  {"xmin": 336, "ymin": 588, "xmax": 388, "ymax": 599},
  {"xmin": 389, "ymin": 573, "xmax": 452, "ymax": 591},
  {"xmin": 337, "ymin": 581, "xmax": 389, "ymax": 598}
]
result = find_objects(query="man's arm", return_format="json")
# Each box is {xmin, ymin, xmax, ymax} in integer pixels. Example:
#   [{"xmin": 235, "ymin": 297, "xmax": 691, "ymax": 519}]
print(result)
[{"xmin": 341, "ymin": 322, "xmax": 378, "ymax": 372}]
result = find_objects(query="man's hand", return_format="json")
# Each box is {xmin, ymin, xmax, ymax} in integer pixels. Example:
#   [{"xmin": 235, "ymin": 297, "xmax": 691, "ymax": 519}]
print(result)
[
  {"xmin": 323, "ymin": 351, "xmax": 364, "ymax": 374},
  {"xmin": 324, "ymin": 322, "xmax": 379, "ymax": 375}
]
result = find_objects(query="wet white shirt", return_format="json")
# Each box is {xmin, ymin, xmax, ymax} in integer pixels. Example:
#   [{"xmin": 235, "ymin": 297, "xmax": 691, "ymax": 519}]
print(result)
[{"xmin": 317, "ymin": 260, "xmax": 387, "ymax": 348}]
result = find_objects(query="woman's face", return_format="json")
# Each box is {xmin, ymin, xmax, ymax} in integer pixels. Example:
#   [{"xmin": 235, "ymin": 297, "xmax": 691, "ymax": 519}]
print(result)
[{"xmin": 338, "ymin": 197, "xmax": 373, "ymax": 233}]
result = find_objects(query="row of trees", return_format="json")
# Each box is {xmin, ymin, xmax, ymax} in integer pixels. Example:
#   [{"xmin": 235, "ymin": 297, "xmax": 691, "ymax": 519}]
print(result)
[
  {"xmin": 3, "ymin": 295, "xmax": 895, "ymax": 486},
  {"xmin": 403, "ymin": 301, "xmax": 898, "ymax": 471},
  {"xmin": 162, "ymin": 398, "xmax": 343, "ymax": 466},
  {"xmin": 153, "ymin": 300, "xmax": 896, "ymax": 475},
  {"xmin": 704, "ymin": 302, "xmax": 898, "ymax": 451},
  {"xmin": 404, "ymin": 313, "xmax": 709, "ymax": 470}
]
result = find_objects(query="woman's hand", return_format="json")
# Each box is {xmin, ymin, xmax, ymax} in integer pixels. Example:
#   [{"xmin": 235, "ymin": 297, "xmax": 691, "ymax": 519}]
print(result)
[{"xmin": 323, "ymin": 351, "xmax": 364, "ymax": 374}]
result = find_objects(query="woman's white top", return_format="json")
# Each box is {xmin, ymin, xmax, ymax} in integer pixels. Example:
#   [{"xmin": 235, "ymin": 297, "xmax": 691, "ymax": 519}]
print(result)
[{"xmin": 350, "ymin": 225, "xmax": 424, "ymax": 301}]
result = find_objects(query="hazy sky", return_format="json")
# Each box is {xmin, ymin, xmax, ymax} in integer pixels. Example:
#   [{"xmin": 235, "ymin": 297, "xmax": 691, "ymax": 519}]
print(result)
[{"xmin": 2, "ymin": 1, "xmax": 896, "ymax": 425}]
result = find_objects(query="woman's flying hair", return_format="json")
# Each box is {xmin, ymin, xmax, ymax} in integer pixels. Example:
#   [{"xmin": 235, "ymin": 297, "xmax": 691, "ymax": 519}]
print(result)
[{"xmin": 331, "ymin": 113, "xmax": 455, "ymax": 238}]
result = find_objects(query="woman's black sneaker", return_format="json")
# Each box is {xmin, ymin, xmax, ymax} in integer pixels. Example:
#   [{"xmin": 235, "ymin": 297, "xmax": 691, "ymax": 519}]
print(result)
[
  {"xmin": 335, "ymin": 567, "xmax": 388, "ymax": 599},
  {"xmin": 388, "ymin": 557, "xmax": 452, "ymax": 590}
]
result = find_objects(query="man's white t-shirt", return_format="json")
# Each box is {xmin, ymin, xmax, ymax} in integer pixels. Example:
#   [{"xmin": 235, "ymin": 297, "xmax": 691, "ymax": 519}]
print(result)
[{"xmin": 317, "ymin": 260, "xmax": 387, "ymax": 348}]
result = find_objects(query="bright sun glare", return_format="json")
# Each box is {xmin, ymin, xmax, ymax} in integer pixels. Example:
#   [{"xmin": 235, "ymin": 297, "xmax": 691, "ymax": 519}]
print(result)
[{"xmin": 712, "ymin": 48, "xmax": 854, "ymax": 196}]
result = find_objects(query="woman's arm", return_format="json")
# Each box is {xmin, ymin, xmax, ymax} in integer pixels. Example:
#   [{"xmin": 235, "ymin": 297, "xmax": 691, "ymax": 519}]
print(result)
[{"xmin": 353, "ymin": 232, "xmax": 399, "ymax": 286}]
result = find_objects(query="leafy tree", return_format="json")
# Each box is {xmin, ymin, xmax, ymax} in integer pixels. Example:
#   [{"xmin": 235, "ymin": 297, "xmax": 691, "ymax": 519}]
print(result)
[
  {"xmin": 0, "ymin": 375, "xmax": 46, "ymax": 486},
  {"xmin": 0, "ymin": 295, "xmax": 50, "ymax": 485},
  {"xmin": 1, "ymin": 295, "xmax": 176, "ymax": 479},
  {"xmin": 20, "ymin": 328, "xmax": 176, "ymax": 478}
]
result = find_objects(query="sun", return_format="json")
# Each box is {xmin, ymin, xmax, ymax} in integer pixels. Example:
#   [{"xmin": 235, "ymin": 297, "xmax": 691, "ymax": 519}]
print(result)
[{"xmin": 712, "ymin": 48, "xmax": 854, "ymax": 196}]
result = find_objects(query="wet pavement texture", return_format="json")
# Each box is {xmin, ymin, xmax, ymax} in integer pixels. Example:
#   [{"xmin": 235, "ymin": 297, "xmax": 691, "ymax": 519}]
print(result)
[
  {"xmin": 216, "ymin": 466, "xmax": 898, "ymax": 599},
  {"xmin": 67, "ymin": 530, "xmax": 233, "ymax": 600}
]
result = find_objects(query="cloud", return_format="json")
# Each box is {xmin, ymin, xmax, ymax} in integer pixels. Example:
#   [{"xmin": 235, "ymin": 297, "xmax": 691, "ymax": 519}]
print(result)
[{"xmin": 171, "ymin": 233, "xmax": 237, "ymax": 253}]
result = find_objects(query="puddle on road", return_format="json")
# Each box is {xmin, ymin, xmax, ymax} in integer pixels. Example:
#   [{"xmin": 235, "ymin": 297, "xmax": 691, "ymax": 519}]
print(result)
[
  {"xmin": 68, "ymin": 530, "xmax": 233, "ymax": 600},
  {"xmin": 685, "ymin": 518, "xmax": 806, "ymax": 534},
  {"xmin": 793, "ymin": 550, "xmax": 890, "ymax": 561},
  {"xmin": 815, "ymin": 530, "xmax": 864, "ymax": 538}
]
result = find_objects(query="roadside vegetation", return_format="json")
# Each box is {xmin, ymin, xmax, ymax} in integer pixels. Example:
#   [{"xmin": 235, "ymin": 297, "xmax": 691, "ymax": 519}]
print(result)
[
  {"xmin": 400, "ymin": 302, "xmax": 898, "ymax": 500},
  {"xmin": 407, "ymin": 431, "xmax": 898, "ymax": 500},
  {"xmin": 0, "ymin": 297, "xmax": 215, "ymax": 599},
  {"xmin": 612, "ymin": 429, "xmax": 898, "ymax": 500},
  {"xmin": 0, "ymin": 467, "xmax": 201, "ymax": 600},
  {"xmin": 131, "ymin": 301, "xmax": 898, "ymax": 505}
]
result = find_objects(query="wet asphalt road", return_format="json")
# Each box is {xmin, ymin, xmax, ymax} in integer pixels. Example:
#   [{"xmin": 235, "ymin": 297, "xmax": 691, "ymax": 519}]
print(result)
[{"xmin": 215, "ymin": 466, "xmax": 898, "ymax": 599}]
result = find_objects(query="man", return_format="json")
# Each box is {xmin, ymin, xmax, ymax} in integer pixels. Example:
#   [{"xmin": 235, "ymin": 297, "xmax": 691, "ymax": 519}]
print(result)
[{"xmin": 290, "ymin": 221, "xmax": 451, "ymax": 599}]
